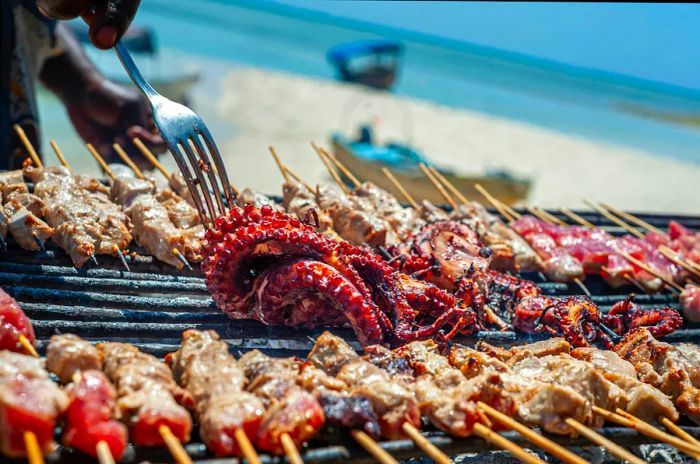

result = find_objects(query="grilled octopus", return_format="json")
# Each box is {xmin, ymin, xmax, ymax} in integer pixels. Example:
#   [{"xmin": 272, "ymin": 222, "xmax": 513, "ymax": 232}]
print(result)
[
  {"xmin": 203, "ymin": 205, "xmax": 478, "ymax": 346},
  {"xmin": 604, "ymin": 294, "xmax": 683, "ymax": 338}
]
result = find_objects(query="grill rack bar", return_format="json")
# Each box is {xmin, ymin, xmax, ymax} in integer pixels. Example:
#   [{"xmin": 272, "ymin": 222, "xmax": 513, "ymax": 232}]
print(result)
[{"xmin": 2, "ymin": 206, "xmax": 700, "ymax": 462}]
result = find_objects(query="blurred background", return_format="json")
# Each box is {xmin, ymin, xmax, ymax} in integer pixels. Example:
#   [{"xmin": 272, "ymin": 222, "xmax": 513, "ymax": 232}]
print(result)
[{"xmin": 41, "ymin": 1, "xmax": 700, "ymax": 213}]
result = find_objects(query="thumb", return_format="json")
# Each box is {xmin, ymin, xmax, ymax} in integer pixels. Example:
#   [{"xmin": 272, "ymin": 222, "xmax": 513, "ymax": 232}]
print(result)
[{"xmin": 89, "ymin": 0, "xmax": 141, "ymax": 49}]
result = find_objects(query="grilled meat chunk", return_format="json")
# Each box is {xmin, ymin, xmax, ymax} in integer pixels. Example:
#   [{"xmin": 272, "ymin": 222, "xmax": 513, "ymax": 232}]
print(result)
[
  {"xmin": 46, "ymin": 334, "xmax": 102, "ymax": 384},
  {"xmin": 615, "ymin": 328, "xmax": 700, "ymax": 424},
  {"xmin": 98, "ymin": 342, "xmax": 193, "ymax": 445},
  {"xmin": 282, "ymin": 180, "xmax": 335, "ymax": 233},
  {"xmin": 167, "ymin": 330, "xmax": 264, "ymax": 457},
  {"xmin": 0, "ymin": 351, "xmax": 68, "ymax": 458},
  {"xmin": 353, "ymin": 182, "xmax": 424, "ymax": 240}
]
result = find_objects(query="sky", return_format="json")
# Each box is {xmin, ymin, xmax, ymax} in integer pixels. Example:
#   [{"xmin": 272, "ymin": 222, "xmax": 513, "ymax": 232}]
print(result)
[{"xmin": 266, "ymin": 1, "xmax": 700, "ymax": 91}]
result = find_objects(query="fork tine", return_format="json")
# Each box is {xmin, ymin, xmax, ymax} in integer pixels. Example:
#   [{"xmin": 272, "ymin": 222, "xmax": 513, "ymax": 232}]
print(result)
[
  {"xmin": 167, "ymin": 141, "xmax": 210, "ymax": 227},
  {"xmin": 179, "ymin": 138, "xmax": 218, "ymax": 223},
  {"xmin": 188, "ymin": 135, "xmax": 226, "ymax": 217},
  {"xmin": 196, "ymin": 125, "xmax": 235, "ymax": 205}
]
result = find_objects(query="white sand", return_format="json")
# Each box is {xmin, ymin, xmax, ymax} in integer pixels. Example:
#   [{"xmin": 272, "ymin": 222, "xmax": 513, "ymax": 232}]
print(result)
[{"xmin": 201, "ymin": 67, "xmax": 698, "ymax": 215}]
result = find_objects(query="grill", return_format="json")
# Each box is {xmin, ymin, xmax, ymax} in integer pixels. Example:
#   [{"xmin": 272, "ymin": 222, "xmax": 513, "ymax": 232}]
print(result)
[{"xmin": 3, "ymin": 206, "xmax": 700, "ymax": 463}]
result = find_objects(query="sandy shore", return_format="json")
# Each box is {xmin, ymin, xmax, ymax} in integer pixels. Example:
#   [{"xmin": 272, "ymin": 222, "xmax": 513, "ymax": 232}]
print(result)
[{"xmin": 54, "ymin": 64, "xmax": 700, "ymax": 214}]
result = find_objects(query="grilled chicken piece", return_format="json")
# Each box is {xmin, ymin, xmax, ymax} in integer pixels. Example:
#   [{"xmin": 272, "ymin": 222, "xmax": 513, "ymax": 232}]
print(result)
[
  {"xmin": 571, "ymin": 347, "xmax": 678, "ymax": 423},
  {"xmin": 168, "ymin": 171, "xmax": 196, "ymax": 206},
  {"xmin": 308, "ymin": 332, "xmax": 420, "ymax": 439},
  {"xmin": 417, "ymin": 199, "xmax": 449, "ymax": 223},
  {"xmin": 282, "ymin": 180, "xmax": 334, "ymax": 232},
  {"xmin": 615, "ymin": 328, "xmax": 700, "ymax": 424},
  {"xmin": 46, "ymin": 334, "xmax": 102, "ymax": 384},
  {"xmin": 125, "ymin": 195, "xmax": 186, "ymax": 268},
  {"xmin": 316, "ymin": 185, "xmax": 398, "ymax": 247},
  {"xmin": 166, "ymin": 330, "xmax": 265, "ymax": 457},
  {"xmin": 353, "ymin": 182, "xmax": 425, "ymax": 241},
  {"xmin": 156, "ymin": 190, "xmax": 200, "ymax": 229},
  {"xmin": 98, "ymin": 342, "xmax": 192, "ymax": 445},
  {"xmin": 0, "ymin": 172, "xmax": 53, "ymax": 251},
  {"xmin": 26, "ymin": 166, "xmax": 131, "ymax": 265},
  {"xmin": 237, "ymin": 188, "xmax": 283, "ymax": 211}
]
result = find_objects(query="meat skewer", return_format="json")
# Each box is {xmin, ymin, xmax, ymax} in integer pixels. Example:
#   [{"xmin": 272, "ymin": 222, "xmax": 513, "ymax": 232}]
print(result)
[
  {"xmin": 307, "ymin": 332, "xmax": 546, "ymax": 464},
  {"xmin": 114, "ymin": 143, "xmax": 205, "ymax": 264},
  {"xmin": 1, "ymin": 287, "xmax": 38, "ymax": 357},
  {"xmin": 0, "ymin": 167, "xmax": 53, "ymax": 252},
  {"xmin": 47, "ymin": 142, "xmax": 131, "ymax": 272},
  {"xmin": 164, "ymin": 329, "xmax": 264, "ymax": 461},
  {"xmin": 86, "ymin": 144, "xmax": 193, "ymax": 269},
  {"xmin": 45, "ymin": 334, "xmax": 128, "ymax": 462}
]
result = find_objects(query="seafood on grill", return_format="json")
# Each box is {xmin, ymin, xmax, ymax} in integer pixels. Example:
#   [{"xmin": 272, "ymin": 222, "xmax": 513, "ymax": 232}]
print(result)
[{"xmin": 203, "ymin": 205, "xmax": 478, "ymax": 346}]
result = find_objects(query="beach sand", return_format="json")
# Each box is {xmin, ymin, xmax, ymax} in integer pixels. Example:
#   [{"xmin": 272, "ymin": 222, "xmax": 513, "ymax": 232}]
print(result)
[{"xmin": 54, "ymin": 64, "xmax": 700, "ymax": 214}]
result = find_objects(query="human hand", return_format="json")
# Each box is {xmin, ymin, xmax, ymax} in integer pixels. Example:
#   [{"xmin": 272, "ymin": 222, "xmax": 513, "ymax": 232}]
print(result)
[
  {"xmin": 36, "ymin": 0, "xmax": 141, "ymax": 49},
  {"xmin": 66, "ymin": 76, "xmax": 165, "ymax": 168}
]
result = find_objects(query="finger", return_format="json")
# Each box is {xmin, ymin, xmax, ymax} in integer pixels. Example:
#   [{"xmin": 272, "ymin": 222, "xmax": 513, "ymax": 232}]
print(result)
[
  {"xmin": 89, "ymin": 0, "xmax": 141, "ymax": 49},
  {"xmin": 127, "ymin": 126, "xmax": 166, "ymax": 154},
  {"xmin": 36, "ymin": 0, "xmax": 93, "ymax": 20}
]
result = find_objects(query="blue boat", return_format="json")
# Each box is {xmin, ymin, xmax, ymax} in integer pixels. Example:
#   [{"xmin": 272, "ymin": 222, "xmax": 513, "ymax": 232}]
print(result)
[{"xmin": 327, "ymin": 39, "xmax": 403, "ymax": 90}]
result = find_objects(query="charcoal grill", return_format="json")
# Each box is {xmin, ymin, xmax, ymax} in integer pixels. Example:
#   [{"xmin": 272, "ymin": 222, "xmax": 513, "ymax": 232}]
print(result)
[{"xmin": 2, "ymin": 206, "xmax": 700, "ymax": 463}]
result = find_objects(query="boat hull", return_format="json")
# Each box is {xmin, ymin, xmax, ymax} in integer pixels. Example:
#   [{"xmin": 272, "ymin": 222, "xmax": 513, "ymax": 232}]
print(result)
[{"xmin": 331, "ymin": 139, "xmax": 530, "ymax": 207}]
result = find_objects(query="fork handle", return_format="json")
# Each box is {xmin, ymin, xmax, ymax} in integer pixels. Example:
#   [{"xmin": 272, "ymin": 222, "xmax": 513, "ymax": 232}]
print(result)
[{"xmin": 114, "ymin": 41, "xmax": 159, "ymax": 101}]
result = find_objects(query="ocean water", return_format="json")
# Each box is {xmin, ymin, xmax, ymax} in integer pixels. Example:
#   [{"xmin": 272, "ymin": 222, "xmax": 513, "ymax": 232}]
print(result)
[{"xmin": 46, "ymin": 0, "xmax": 700, "ymax": 165}]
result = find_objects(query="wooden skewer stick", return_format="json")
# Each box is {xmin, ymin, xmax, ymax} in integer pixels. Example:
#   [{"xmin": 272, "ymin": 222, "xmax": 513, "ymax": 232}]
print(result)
[
  {"xmin": 113, "ymin": 143, "xmax": 145, "ymax": 179},
  {"xmin": 503, "ymin": 202, "xmax": 521, "ymax": 220},
  {"xmin": 159, "ymin": 424, "xmax": 192, "ymax": 464},
  {"xmin": 268, "ymin": 146, "xmax": 291, "ymax": 183},
  {"xmin": 661, "ymin": 417, "xmax": 700, "ymax": 449},
  {"xmin": 599, "ymin": 203, "xmax": 665, "ymax": 236},
  {"xmin": 474, "ymin": 183, "xmax": 514, "ymax": 222},
  {"xmin": 96, "ymin": 440, "xmax": 116, "ymax": 464},
  {"xmin": 234, "ymin": 428, "xmax": 261, "ymax": 464},
  {"xmin": 382, "ymin": 168, "xmax": 419, "ymax": 210},
  {"xmin": 564, "ymin": 418, "xmax": 645, "ymax": 464},
  {"xmin": 402, "ymin": 423, "xmax": 453, "ymax": 464},
  {"xmin": 133, "ymin": 137, "xmax": 172, "ymax": 180},
  {"xmin": 18, "ymin": 334, "xmax": 39, "ymax": 358},
  {"xmin": 583, "ymin": 200, "xmax": 646, "ymax": 239},
  {"xmin": 477, "ymin": 402, "xmax": 587, "ymax": 464},
  {"xmin": 606, "ymin": 408, "xmax": 700, "ymax": 458},
  {"xmin": 49, "ymin": 140, "xmax": 72, "ymax": 173},
  {"xmin": 534, "ymin": 207, "xmax": 566, "ymax": 226},
  {"xmin": 429, "ymin": 167, "xmax": 468, "ymax": 204},
  {"xmin": 284, "ymin": 166, "xmax": 315, "ymax": 193},
  {"xmin": 172, "ymin": 248, "xmax": 193, "ymax": 271},
  {"xmin": 86, "ymin": 144, "xmax": 116, "ymax": 180},
  {"xmin": 24, "ymin": 430, "xmax": 44, "ymax": 464},
  {"xmin": 659, "ymin": 246, "xmax": 700, "ymax": 280},
  {"xmin": 472, "ymin": 423, "xmax": 544, "ymax": 464},
  {"xmin": 350, "ymin": 430, "xmax": 399, "ymax": 464},
  {"xmin": 419, "ymin": 163, "xmax": 458, "ymax": 210},
  {"xmin": 280, "ymin": 433, "xmax": 304, "ymax": 464},
  {"xmin": 612, "ymin": 246, "xmax": 683, "ymax": 292},
  {"xmin": 559, "ymin": 208, "xmax": 595, "ymax": 229},
  {"xmin": 322, "ymin": 148, "xmax": 362, "ymax": 188},
  {"xmin": 13, "ymin": 124, "xmax": 43, "ymax": 168},
  {"xmin": 311, "ymin": 143, "xmax": 349, "ymax": 195}
]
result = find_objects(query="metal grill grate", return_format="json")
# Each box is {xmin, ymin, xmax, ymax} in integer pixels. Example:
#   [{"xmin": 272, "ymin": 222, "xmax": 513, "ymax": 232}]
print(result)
[{"xmin": 2, "ymin": 207, "xmax": 700, "ymax": 463}]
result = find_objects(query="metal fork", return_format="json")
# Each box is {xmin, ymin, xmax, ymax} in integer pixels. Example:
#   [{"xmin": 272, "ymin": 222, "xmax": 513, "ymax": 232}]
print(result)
[{"xmin": 114, "ymin": 41, "xmax": 235, "ymax": 227}]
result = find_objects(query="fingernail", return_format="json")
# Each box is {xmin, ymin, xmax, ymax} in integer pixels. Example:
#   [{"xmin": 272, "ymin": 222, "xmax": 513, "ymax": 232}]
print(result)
[{"xmin": 95, "ymin": 26, "xmax": 117, "ymax": 48}]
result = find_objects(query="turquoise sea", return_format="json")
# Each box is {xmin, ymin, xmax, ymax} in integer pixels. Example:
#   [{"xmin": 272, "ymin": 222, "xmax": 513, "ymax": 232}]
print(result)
[{"xmin": 46, "ymin": 0, "xmax": 700, "ymax": 165}]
